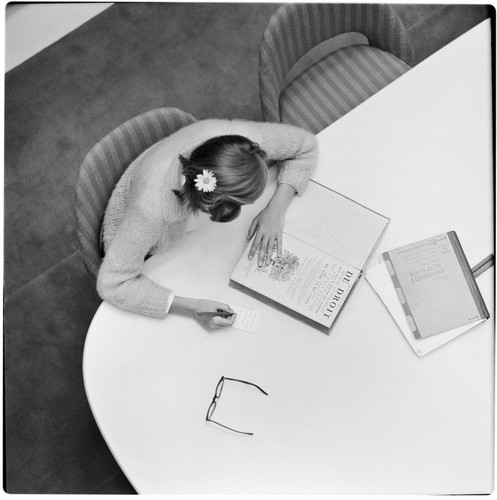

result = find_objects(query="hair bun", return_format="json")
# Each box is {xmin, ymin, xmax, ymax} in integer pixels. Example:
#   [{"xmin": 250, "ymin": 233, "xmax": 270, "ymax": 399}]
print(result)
[{"xmin": 210, "ymin": 199, "xmax": 241, "ymax": 223}]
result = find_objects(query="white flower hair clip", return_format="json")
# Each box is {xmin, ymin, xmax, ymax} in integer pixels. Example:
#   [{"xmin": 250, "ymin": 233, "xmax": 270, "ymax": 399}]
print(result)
[{"xmin": 194, "ymin": 169, "xmax": 217, "ymax": 193}]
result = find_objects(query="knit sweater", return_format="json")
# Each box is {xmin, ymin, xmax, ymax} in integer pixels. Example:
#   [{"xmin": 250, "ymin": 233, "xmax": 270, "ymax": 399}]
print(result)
[{"xmin": 97, "ymin": 119, "xmax": 318, "ymax": 318}]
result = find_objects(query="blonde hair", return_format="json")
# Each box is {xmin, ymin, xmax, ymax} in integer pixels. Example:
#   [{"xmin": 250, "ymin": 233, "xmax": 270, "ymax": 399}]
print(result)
[{"xmin": 174, "ymin": 135, "xmax": 268, "ymax": 222}]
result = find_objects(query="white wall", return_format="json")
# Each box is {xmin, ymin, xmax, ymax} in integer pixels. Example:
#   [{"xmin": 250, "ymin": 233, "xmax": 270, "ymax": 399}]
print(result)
[{"xmin": 5, "ymin": 3, "xmax": 113, "ymax": 72}]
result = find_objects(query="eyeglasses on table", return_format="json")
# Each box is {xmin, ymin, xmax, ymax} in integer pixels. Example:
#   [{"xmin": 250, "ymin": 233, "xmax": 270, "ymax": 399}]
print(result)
[{"xmin": 206, "ymin": 376, "xmax": 268, "ymax": 436}]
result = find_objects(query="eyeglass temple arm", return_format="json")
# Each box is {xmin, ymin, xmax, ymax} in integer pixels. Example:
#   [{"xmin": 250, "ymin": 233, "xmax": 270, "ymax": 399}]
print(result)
[
  {"xmin": 222, "ymin": 377, "xmax": 269, "ymax": 396},
  {"xmin": 207, "ymin": 418, "xmax": 254, "ymax": 436}
]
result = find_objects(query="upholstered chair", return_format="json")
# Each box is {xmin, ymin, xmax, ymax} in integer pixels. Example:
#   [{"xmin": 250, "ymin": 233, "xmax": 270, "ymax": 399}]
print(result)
[
  {"xmin": 259, "ymin": 3, "xmax": 415, "ymax": 133},
  {"xmin": 75, "ymin": 107, "xmax": 197, "ymax": 280}
]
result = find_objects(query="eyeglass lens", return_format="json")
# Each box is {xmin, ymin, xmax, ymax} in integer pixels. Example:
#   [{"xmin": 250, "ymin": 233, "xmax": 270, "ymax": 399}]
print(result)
[
  {"xmin": 206, "ymin": 400, "xmax": 216, "ymax": 420},
  {"xmin": 215, "ymin": 377, "xmax": 225, "ymax": 398},
  {"xmin": 206, "ymin": 377, "xmax": 224, "ymax": 420}
]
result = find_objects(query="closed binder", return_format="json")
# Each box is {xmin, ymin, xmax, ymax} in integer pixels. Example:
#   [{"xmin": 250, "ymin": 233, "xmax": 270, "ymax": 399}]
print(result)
[{"xmin": 382, "ymin": 231, "xmax": 489, "ymax": 339}]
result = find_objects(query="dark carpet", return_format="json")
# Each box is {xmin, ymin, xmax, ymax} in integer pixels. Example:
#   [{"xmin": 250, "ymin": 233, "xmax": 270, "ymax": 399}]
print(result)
[{"xmin": 4, "ymin": 2, "xmax": 492, "ymax": 494}]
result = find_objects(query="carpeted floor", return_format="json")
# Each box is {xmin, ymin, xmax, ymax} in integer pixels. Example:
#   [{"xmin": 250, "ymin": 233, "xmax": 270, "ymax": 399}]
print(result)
[{"xmin": 4, "ymin": 2, "xmax": 492, "ymax": 494}]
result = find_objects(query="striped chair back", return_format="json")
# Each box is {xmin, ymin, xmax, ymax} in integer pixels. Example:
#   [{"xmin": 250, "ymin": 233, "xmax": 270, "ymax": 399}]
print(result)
[
  {"xmin": 259, "ymin": 3, "xmax": 415, "ymax": 123},
  {"xmin": 75, "ymin": 107, "xmax": 197, "ymax": 280}
]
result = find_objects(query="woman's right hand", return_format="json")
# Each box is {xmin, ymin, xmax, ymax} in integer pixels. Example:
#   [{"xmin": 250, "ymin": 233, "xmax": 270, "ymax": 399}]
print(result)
[{"xmin": 170, "ymin": 296, "xmax": 236, "ymax": 330}]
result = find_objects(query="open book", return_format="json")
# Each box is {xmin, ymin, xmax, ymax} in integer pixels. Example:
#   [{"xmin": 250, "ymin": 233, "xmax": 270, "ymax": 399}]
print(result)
[
  {"xmin": 366, "ymin": 232, "xmax": 491, "ymax": 355},
  {"xmin": 229, "ymin": 181, "xmax": 389, "ymax": 333}
]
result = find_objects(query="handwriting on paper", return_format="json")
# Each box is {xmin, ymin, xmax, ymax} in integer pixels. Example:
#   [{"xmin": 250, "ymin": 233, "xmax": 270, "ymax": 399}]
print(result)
[{"xmin": 232, "ymin": 306, "xmax": 260, "ymax": 333}]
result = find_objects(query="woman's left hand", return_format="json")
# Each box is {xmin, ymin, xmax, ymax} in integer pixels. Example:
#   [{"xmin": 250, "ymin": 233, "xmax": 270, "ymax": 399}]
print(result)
[
  {"xmin": 247, "ymin": 204, "xmax": 284, "ymax": 267},
  {"xmin": 247, "ymin": 182, "xmax": 296, "ymax": 267}
]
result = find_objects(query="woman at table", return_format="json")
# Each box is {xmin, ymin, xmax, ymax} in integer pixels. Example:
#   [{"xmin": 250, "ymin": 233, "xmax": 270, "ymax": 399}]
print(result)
[{"xmin": 97, "ymin": 119, "xmax": 318, "ymax": 329}]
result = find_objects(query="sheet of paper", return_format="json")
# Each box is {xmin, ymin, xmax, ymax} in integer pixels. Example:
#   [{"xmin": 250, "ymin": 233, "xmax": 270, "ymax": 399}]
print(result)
[
  {"xmin": 231, "ymin": 306, "xmax": 260, "ymax": 333},
  {"xmin": 366, "ymin": 261, "xmax": 484, "ymax": 356}
]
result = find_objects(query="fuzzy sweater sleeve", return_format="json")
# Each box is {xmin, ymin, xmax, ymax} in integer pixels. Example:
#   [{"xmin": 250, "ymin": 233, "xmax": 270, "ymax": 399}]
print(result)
[
  {"xmin": 229, "ymin": 120, "xmax": 319, "ymax": 194},
  {"xmin": 97, "ymin": 193, "xmax": 173, "ymax": 319}
]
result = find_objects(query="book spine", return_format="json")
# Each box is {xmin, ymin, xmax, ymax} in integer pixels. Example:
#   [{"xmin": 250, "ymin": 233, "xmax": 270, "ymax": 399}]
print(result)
[
  {"xmin": 382, "ymin": 251, "xmax": 422, "ymax": 339},
  {"xmin": 448, "ymin": 231, "xmax": 490, "ymax": 320}
]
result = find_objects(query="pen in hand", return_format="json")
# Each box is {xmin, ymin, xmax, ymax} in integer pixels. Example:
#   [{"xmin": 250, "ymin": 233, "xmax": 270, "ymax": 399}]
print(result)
[{"xmin": 195, "ymin": 310, "xmax": 234, "ymax": 319}]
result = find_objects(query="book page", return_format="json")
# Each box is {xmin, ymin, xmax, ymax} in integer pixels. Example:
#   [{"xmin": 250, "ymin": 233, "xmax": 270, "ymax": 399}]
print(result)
[
  {"xmin": 284, "ymin": 181, "xmax": 389, "ymax": 270},
  {"xmin": 384, "ymin": 233, "xmax": 485, "ymax": 338},
  {"xmin": 231, "ymin": 233, "xmax": 360, "ymax": 329}
]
